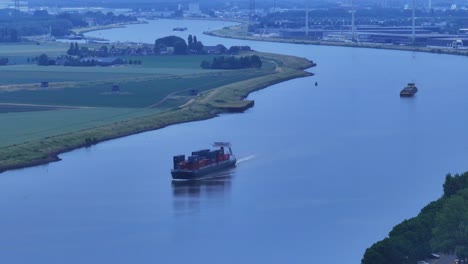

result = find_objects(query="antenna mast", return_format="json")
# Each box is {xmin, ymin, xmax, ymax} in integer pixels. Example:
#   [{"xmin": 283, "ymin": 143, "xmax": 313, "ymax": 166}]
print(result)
[
  {"xmin": 351, "ymin": 0, "xmax": 356, "ymax": 41},
  {"xmin": 412, "ymin": 0, "xmax": 416, "ymax": 44},
  {"xmin": 305, "ymin": 0, "xmax": 309, "ymax": 37}
]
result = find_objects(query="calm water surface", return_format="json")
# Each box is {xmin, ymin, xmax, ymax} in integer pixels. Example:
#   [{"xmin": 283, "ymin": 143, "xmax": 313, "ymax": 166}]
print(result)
[{"xmin": 1, "ymin": 19, "xmax": 468, "ymax": 264}]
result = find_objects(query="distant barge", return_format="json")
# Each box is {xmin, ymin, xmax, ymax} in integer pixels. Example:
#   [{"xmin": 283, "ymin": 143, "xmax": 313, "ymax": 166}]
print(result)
[
  {"xmin": 171, "ymin": 142, "xmax": 236, "ymax": 180},
  {"xmin": 400, "ymin": 83, "xmax": 418, "ymax": 97},
  {"xmin": 172, "ymin": 27, "xmax": 188, "ymax": 31}
]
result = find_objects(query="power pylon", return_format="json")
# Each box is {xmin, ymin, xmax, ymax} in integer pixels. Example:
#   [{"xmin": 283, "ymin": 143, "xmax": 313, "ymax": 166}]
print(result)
[
  {"xmin": 249, "ymin": 0, "xmax": 255, "ymax": 22},
  {"xmin": 14, "ymin": 0, "xmax": 20, "ymax": 12}
]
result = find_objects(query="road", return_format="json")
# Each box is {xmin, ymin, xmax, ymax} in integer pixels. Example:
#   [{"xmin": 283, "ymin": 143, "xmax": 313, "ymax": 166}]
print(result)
[{"xmin": 429, "ymin": 254, "xmax": 457, "ymax": 264}]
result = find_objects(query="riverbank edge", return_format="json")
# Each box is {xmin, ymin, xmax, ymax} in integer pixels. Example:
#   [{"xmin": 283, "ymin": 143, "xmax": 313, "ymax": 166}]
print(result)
[
  {"xmin": 205, "ymin": 24, "xmax": 468, "ymax": 57},
  {"xmin": 71, "ymin": 20, "xmax": 147, "ymax": 35},
  {"xmin": 0, "ymin": 54, "xmax": 315, "ymax": 174}
]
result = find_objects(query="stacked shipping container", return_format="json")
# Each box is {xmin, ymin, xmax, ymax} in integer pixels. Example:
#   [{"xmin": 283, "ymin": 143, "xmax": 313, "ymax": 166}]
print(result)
[{"xmin": 172, "ymin": 148, "xmax": 230, "ymax": 171}]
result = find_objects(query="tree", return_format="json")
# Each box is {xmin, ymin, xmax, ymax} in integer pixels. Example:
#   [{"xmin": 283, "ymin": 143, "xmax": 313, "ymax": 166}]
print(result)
[
  {"xmin": 200, "ymin": 55, "xmax": 261, "ymax": 70},
  {"xmin": 155, "ymin": 36, "xmax": 187, "ymax": 54},
  {"xmin": 79, "ymin": 46, "xmax": 89, "ymax": 57},
  {"xmin": 173, "ymin": 41, "xmax": 187, "ymax": 55},
  {"xmin": 74, "ymin": 42, "xmax": 79, "ymax": 55},
  {"xmin": 9, "ymin": 28, "xmax": 18, "ymax": 42},
  {"xmin": 216, "ymin": 44, "xmax": 227, "ymax": 54},
  {"xmin": 193, "ymin": 41, "xmax": 204, "ymax": 53},
  {"xmin": 67, "ymin": 43, "xmax": 75, "ymax": 55},
  {"xmin": 251, "ymin": 55, "xmax": 262, "ymax": 68},
  {"xmin": 443, "ymin": 172, "xmax": 468, "ymax": 197},
  {"xmin": 0, "ymin": 57, "xmax": 8, "ymax": 65},
  {"xmin": 188, "ymin": 34, "xmax": 193, "ymax": 48},
  {"xmin": 228, "ymin": 46, "xmax": 240, "ymax": 54},
  {"xmin": 37, "ymin": 54, "xmax": 50, "ymax": 66},
  {"xmin": 99, "ymin": 45, "xmax": 108, "ymax": 56},
  {"xmin": 431, "ymin": 190, "xmax": 468, "ymax": 256}
]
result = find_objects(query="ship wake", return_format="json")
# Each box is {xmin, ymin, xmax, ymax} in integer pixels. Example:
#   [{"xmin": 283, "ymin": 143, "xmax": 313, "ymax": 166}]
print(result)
[{"xmin": 236, "ymin": 154, "xmax": 256, "ymax": 164}]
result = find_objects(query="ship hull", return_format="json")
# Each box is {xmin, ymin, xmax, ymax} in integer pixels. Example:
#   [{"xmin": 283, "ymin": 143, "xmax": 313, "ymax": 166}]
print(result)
[
  {"xmin": 400, "ymin": 92, "xmax": 416, "ymax": 97},
  {"xmin": 400, "ymin": 84, "xmax": 418, "ymax": 97},
  {"xmin": 171, "ymin": 159, "xmax": 236, "ymax": 180}
]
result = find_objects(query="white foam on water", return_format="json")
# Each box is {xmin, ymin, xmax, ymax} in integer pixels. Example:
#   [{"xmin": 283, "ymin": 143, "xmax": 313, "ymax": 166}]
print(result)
[{"xmin": 236, "ymin": 154, "xmax": 256, "ymax": 164}]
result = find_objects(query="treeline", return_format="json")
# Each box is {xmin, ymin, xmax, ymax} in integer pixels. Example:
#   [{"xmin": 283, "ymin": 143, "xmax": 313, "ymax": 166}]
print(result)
[
  {"xmin": 362, "ymin": 172, "xmax": 468, "ymax": 264},
  {"xmin": 200, "ymin": 55, "xmax": 262, "ymax": 70},
  {"xmin": 155, "ymin": 35, "xmax": 190, "ymax": 55},
  {"xmin": 154, "ymin": 35, "xmax": 250, "ymax": 55},
  {"xmin": 0, "ymin": 9, "xmax": 136, "ymax": 41},
  {"xmin": 34, "ymin": 53, "xmax": 140, "ymax": 67},
  {"xmin": 66, "ymin": 42, "xmax": 105, "ymax": 57},
  {"xmin": 154, "ymin": 35, "xmax": 206, "ymax": 55},
  {"xmin": 0, "ymin": 57, "xmax": 8, "ymax": 65},
  {"xmin": 0, "ymin": 28, "xmax": 19, "ymax": 42}
]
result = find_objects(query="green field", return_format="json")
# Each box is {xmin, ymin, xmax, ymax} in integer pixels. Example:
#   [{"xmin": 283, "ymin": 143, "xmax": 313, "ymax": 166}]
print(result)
[
  {"xmin": 0, "ymin": 107, "xmax": 162, "ymax": 147},
  {"xmin": 0, "ymin": 42, "xmax": 314, "ymax": 172},
  {"xmin": 0, "ymin": 70, "xmax": 269, "ymax": 108}
]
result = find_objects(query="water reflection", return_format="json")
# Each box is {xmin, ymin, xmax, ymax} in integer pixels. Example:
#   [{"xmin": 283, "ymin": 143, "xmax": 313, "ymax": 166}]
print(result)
[{"xmin": 171, "ymin": 171, "xmax": 233, "ymax": 215}]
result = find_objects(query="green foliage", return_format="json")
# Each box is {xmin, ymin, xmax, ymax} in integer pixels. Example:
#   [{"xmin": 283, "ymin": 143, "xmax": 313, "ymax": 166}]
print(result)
[
  {"xmin": 67, "ymin": 42, "xmax": 80, "ymax": 56},
  {"xmin": 187, "ymin": 35, "xmax": 204, "ymax": 54},
  {"xmin": 0, "ymin": 28, "xmax": 19, "ymax": 42},
  {"xmin": 0, "ymin": 57, "xmax": 8, "ymax": 65},
  {"xmin": 0, "ymin": 9, "xmax": 136, "ymax": 41},
  {"xmin": 201, "ymin": 55, "xmax": 262, "ymax": 69},
  {"xmin": 443, "ymin": 172, "xmax": 468, "ymax": 197},
  {"xmin": 173, "ymin": 41, "xmax": 188, "ymax": 55},
  {"xmin": 362, "ymin": 173, "xmax": 468, "ymax": 264},
  {"xmin": 431, "ymin": 189, "xmax": 468, "ymax": 258},
  {"xmin": 362, "ymin": 209, "xmax": 437, "ymax": 264},
  {"xmin": 188, "ymin": 34, "xmax": 193, "ymax": 47},
  {"xmin": 84, "ymin": 137, "xmax": 98, "ymax": 146},
  {"xmin": 154, "ymin": 36, "xmax": 187, "ymax": 54},
  {"xmin": 37, "ymin": 54, "xmax": 54, "ymax": 66}
]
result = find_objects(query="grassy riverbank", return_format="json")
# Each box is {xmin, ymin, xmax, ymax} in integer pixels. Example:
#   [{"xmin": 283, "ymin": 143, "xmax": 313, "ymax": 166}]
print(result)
[
  {"xmin": 0, "ymin": 48, "xmax": 314, "ymax": 173},
  {"xmin": 207, "ymin": 24, "xmax": 468, "ymax": 57}
]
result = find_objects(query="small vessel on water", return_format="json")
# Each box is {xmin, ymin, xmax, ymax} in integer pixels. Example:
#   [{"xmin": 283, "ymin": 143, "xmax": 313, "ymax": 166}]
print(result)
[
  {"xmin": 171, "ymin": 142, "xmax": 236, "ymax": 180},
  {"xmin": 172, "ymin": 27, "xmax": 187, "ymax": 31},
  {"xmin": 400, "ymin": 83, "xmax": 418, "ymax": 97}
]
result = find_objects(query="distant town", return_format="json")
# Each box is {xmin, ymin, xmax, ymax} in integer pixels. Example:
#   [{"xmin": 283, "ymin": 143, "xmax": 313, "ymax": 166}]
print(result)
[{"xmin": 1, "ymin": 0, "xmax": 468, "ymax": 50}]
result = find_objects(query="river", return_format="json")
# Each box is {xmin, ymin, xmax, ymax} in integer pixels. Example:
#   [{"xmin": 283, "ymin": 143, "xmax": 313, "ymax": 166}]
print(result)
[{"xmin": 1, "ymin": 19, "xmax": 468, "ymax": 264}]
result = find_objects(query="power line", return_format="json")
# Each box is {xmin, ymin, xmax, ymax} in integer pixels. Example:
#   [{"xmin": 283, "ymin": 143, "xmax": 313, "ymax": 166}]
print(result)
[{"xmin": 249, "ymin": 0, "xmax": 255, "ymax": 22}]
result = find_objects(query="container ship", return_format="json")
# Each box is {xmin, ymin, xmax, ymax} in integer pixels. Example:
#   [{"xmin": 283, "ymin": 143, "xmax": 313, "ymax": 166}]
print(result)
[
  {"xmin": 400, "ymin": 83, "xmax": 418, "ymax": 97},
  {"xmin": 171, "ymin": 142, "xmax": 236, "ymax": 180}
]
